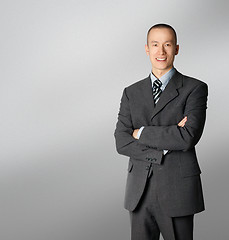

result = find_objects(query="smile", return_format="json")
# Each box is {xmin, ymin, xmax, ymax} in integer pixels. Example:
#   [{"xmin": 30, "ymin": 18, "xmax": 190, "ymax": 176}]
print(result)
[{"xmin": 156, "ymin": 58, "xmax": 166, "ymax": 61}]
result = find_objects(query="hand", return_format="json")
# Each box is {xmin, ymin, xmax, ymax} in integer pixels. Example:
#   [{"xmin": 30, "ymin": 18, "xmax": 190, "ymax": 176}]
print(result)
[
  {"xmin": 178, "ymin": 116, "xmax": 187, "ymax": 127},
  {"xmin": 132, "ymin": 129, "xmax": 139, "ymax": 139}
]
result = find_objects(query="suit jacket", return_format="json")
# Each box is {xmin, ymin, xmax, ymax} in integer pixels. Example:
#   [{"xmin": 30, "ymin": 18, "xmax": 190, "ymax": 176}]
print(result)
[{"xmin": 114, "ymin": 70, "xmax": 208, "ymax": 217}]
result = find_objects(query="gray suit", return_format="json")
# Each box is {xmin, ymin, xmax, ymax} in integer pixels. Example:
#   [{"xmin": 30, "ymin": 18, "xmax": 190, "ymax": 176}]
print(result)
[{"xmin": 114, "ymin": 70, "xmax": 208, "ymax": 219}]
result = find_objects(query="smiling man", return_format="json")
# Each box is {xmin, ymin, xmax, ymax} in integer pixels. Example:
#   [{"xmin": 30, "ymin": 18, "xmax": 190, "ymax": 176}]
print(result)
[{"xmin": 114, "ymin": 24, "xmax": 208, "ymax": 240}]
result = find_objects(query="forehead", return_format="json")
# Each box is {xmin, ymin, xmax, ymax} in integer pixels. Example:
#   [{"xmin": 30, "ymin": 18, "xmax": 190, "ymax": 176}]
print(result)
[{"xmin": 148, "ymin": 28, "xmax": 176, "ymax": 43}]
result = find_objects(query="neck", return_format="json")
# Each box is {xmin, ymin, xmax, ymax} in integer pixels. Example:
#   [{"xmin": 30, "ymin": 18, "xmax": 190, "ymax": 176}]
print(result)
[{"xmin": 152, "ymin": 67, "xmax": 173, "ymax": 79}]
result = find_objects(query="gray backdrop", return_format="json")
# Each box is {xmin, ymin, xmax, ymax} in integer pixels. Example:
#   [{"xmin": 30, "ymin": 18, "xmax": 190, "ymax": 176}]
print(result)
[{"xmin": 0, "ymin": 0, "xmax": 228, "ymax": 239}]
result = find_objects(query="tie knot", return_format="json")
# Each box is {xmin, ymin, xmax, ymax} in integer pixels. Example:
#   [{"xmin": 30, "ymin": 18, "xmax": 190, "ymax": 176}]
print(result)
[{"xmin": 153, "ymin": 79, "xmax": 162, "ymax": 88}]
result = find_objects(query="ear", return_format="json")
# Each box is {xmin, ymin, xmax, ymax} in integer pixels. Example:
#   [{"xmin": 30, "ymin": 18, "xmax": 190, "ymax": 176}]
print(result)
[
  {"xmin": 175, "ymin": 44, "xmax": 179, "ymax": 55},
  {"xmin": 145, "ymin": 44, "xmax": 149, "ymax": 56}
]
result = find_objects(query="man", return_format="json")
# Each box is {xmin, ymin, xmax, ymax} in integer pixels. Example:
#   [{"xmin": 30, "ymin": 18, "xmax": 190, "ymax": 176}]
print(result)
[{"xmin": 114, "ymin": 24, "xmax": 208, "ymax": 240}]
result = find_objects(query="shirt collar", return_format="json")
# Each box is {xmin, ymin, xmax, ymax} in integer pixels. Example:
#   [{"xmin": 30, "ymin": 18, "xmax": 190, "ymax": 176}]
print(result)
[{"xmin": 150, "ymin": 67, "xmax": 176, "ymax": 90}]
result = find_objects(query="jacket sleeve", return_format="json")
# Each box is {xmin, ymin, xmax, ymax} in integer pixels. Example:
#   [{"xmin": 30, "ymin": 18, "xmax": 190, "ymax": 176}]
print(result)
[
  {"xmin": 138, "ymin": 82, "xmax": 208, "ymax": 151},
  {"xmin": 114, "ymin": 88, "xmax": 163, "ymax": 162}
]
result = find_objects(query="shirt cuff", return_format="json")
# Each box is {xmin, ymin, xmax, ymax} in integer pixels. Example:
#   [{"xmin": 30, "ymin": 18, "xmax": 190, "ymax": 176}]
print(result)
[
  {"xmin": 136, "ymin": 126, "xmax": 144, "ymax": 139},
  {"xmin": 138, "ymin": 127, "xmax": 168, "ymax": 155},
  {"xmin": 163, "ymin": 150, "xmax": 168, "ymax": 155}
]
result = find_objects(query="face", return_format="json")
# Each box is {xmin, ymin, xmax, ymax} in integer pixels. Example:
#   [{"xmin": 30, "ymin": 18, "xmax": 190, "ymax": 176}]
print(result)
[{"xmin": 145, "ymin": 27, "xmax": 179, "ymax": 77}]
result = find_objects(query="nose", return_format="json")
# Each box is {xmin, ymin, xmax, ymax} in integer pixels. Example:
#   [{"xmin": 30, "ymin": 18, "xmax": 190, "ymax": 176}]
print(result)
[{"xmin": 158, "ymin": 45, "xmax": 165, "ymax": 55}]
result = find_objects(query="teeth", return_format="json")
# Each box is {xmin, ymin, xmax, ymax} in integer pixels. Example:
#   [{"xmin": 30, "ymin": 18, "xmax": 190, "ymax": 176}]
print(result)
[{"xmin": 156, "ymin": 58, "xmax": 166, "ymax": 60}]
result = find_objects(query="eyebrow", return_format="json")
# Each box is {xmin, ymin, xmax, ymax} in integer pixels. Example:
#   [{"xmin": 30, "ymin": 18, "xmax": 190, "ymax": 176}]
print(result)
[{"xmin": 151, "ymin": 40, "xmax": 173, "ymax": 43}]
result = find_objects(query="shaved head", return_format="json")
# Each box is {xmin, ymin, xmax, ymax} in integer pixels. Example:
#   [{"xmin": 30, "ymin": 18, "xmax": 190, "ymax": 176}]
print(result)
[{"xmin": 147, "ymin": 23, "xmax": 177, "ymax": 45}]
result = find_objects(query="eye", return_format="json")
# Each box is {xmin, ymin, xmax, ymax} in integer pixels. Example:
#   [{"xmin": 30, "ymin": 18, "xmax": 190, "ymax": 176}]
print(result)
[
  {"xmin": 165, "ymin": 43, "xmax": 171, "ymax": 47},
  {"xmin": 152, "ymin": 43, "xmax": 158, "ymax": 46}
]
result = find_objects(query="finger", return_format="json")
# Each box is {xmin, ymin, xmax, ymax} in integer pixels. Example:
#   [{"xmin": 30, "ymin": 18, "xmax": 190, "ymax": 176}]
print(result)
[
  {"xmin": 181, "ymin": 116, "xmax": 187, "ymax": 123},
  {"xmin": 178, "ymin": 119, "xmax": 185, "ymax": 126},
  {"xmin": 178, "ymin": 122, "xmax": 185, "ymax": 127},
  {"xmin": 178, "ymin": 116, "xmax": 187, "ymax": 127}
]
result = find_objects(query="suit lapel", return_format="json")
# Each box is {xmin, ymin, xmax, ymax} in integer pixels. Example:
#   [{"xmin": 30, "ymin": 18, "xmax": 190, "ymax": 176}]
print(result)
[{"xmin": 150, "ymin": 70, "xmax": 183, "ymax": 120}]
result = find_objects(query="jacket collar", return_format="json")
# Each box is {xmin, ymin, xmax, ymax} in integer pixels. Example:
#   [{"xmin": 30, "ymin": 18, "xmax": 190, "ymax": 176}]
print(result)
[{"xmin": 150, "ymin": 70, "xmax": 183, "ymax": 120}]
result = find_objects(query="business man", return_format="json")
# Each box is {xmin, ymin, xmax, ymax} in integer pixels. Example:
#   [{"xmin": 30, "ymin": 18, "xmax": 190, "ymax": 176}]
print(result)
[{"xmin": 114, "ymin": 24, "xmax": 208, "ymax": 240}]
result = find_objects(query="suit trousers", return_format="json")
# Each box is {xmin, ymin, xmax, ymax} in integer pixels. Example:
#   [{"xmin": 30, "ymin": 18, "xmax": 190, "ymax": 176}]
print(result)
[{"xmin": 129, "ymin": 163, "xmax": 194, "ymax": 240}]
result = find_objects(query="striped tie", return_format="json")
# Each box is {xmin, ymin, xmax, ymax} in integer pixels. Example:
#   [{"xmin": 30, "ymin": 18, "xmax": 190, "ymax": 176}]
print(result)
[{"xmin": 153, "ymin": 79, "xmax": 162, "ymax": 103}]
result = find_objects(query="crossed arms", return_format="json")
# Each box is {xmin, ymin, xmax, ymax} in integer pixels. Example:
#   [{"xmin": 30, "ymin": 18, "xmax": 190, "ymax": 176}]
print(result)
[
  {"xmin": 132, "ymin": 116, "xmax": 187, "ymax": 139},
  {"xmin": 114, "ymin": 82, "xmax": 208, "ymax": 160}
]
